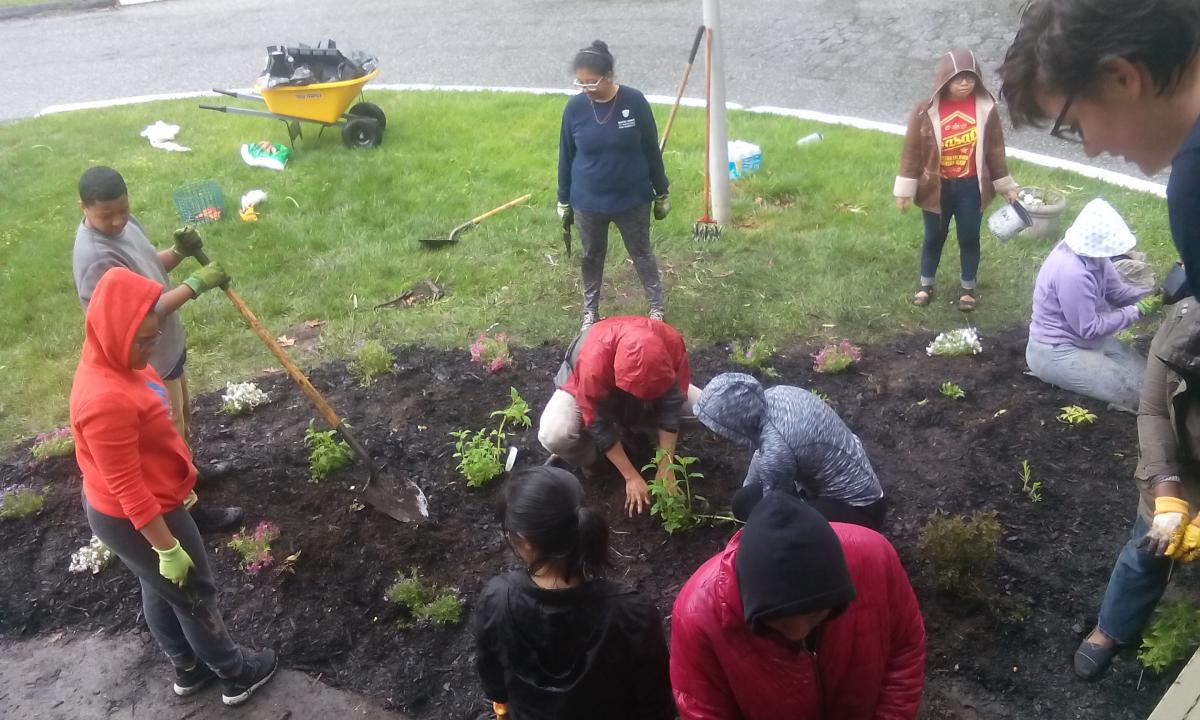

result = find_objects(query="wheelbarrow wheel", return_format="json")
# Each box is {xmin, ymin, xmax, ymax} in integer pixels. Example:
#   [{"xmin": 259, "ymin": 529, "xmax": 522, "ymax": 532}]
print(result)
[
  {"xmin": 342, "ymin": 118, "xmax": 381, "ymax": 149},
  {"xmin": 348, "ymin": 101, "xmax": 387, "ymax": 132}
]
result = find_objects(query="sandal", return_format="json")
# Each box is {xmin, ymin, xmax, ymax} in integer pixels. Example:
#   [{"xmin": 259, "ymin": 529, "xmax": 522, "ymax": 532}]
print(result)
[
  {"xmin": 1074, "ymin": 638, "xmax": 1118, "ymax": 680},
  {"xmin": 912, "ymin": 286, "xmax": 934, "ymax": 307},
  {"xmin": 958, "ymin": 288, "xmax": 977, "ymax": 313}
]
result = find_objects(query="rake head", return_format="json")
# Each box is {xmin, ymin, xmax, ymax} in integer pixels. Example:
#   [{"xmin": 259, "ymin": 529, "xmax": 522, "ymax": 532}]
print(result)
[{"xmin": 692, "ymin": 219, "xmax": 723, "ymax": 242}]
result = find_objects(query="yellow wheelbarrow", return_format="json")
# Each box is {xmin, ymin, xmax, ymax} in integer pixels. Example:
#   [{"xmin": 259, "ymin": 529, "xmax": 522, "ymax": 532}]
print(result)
[{"xmin": 201, "ymin": 68, "xmax": 386, "ymax": 149}]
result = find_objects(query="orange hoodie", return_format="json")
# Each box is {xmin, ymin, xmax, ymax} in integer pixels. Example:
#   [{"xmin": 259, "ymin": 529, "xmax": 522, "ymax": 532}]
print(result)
[{"xmin": 69, "ymin": 267, "xmax": 195, "ymax": 529}]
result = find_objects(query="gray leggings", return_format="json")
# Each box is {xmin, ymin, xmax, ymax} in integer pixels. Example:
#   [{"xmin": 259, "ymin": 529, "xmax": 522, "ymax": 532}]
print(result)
[
  {"xmin": 1025, "ymin": 337, "xmax": 1146, "ymax": 413},
  {"xmin": 85, "ymin": 498, "xmax": 244, "ymax": 677},
  {"xmin": 576, "ymin": 203, "xmax": 664, "ymax": 314}
]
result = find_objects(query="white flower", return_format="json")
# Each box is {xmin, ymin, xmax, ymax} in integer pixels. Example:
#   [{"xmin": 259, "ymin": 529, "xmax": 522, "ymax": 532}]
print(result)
[
  {"xmin": 927, "ymin": 328, "xmax": 983, "ymax": 357},
  {"xmin": 221, "ymin": 382, "xmax": 270, "ymax": 416},
  {"xmin": 69, "ymin": 536, "xmax": 115, "ymax": 575}
]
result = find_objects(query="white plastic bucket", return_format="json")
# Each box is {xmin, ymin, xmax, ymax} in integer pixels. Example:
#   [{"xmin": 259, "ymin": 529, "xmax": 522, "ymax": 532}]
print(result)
[{"xmin": 987, "ymin": 201, "xmax": 1033, "ymax": 241}]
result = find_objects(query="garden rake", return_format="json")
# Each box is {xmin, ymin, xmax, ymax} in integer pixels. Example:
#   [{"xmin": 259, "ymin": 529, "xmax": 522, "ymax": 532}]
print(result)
[
  {"xmin": 693, "ymin": 27, "xmax": 722, "ymax": 242},
  {"xmin": 193, "ymin": 248, "xmax": 429, "ymax": 524},
  {"xmin": 659, "ymin": 25, "xmax": 705, "ymax": 153}
]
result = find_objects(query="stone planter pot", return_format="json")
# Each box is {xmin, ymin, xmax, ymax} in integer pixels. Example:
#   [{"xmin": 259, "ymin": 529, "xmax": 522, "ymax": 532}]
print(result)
[{"xmin": 1016, "ymin": 187, "xmax": 1067, "ymax": 240}]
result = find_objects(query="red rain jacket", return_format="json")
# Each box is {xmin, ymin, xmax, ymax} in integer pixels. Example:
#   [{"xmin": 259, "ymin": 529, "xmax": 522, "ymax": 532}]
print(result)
[
  {"xmin": 561, "ymin": 316, "xmax": 691, "ymax": 428},
  {"xmin": 670, "ymin": 525, "xmax": 926, "ymax": 720},
  {"xmin": 70, "ymin": 267, "xmax": 195, "ymax": 529}
]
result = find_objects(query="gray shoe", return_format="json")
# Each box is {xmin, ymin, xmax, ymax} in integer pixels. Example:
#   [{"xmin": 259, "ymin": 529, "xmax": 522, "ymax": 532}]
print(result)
[
  {"xmin": 221, "ymin": 648, "xmax": 278, "ymax": 706},
  {"xmin": 581, "ymin": 310, "xmax": 598, "ymax": 331},
  {"xmin": 1074, "ymin": 638, "xmax": 1118, "ymax": 680},
  {"xmin": 648, "ymin": 307, "xmax": 666, "ymax": 322}
]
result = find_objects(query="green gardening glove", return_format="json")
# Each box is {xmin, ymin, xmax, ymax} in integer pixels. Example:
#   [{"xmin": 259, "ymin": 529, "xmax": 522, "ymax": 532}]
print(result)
[
  {"xmin": 1136, "ymin": 294, "xmax": 1162, "ymax": 317},
  {"xmin": 171, "ymin": 227, "xmax": 204, "ymax": 259},
  {"xmin": 653, "ymin": 193, "xmax": 671, "ymax": 220},
  {"xmin": 182, "ymin": 262, "xmax": 230, "ymax": 296},
  {"xmin": 154, "ymin": 540, "xmax": 195, "ymax": 587}
]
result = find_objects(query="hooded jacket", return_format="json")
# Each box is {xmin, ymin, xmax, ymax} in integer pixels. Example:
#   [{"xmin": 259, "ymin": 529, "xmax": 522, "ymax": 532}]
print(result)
[
  {"xmin": 70, "ymin": 267, "xmax": 195, "ymax": 529},
  {"xmin": 696, "ymin": 373, "xmax": 884, "ymax": 506},
  {"xmin": 894, "ymin": 49, "xmax": 1018, "ymax": 213},
  {"xmin": 1029, "ymin": 243, "xmax": 1146, "ymax": 348},
  {"xmin": 670, "ymin": 493, "xmax": 926, "ymax": 720},
  {"xmin": 555, "ymin": 317, "xmax": 691, "ymax": 451},
  {"xmin": 473, "ymin": 570, "xmax": 675, "ymax": 720}
]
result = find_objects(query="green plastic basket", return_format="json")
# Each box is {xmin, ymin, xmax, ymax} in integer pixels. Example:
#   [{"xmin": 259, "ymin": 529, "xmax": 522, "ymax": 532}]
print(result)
[{"xmin": 173, "ymin": 181, "xmax": 225, "ymax": 224}]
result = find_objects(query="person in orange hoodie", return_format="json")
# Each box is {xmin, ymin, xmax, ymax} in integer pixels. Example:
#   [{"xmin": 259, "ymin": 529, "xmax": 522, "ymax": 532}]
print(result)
[{"xmin": 70, "ymin": 267, "xmax": 277, "ymax": 708}]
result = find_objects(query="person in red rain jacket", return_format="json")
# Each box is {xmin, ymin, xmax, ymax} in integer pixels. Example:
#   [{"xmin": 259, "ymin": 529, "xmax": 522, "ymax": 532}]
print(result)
[
  {"xmin": 670, "ymin": 491, "xmax": 926, "ymax": 720},
  {"xmin": 537, "ymin": 316, "xmax": 701, "ymax": 516}
]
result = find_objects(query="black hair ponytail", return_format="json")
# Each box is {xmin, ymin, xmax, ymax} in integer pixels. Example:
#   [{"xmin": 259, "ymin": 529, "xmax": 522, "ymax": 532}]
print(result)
[
  {"xmin": 500, "ymin": 466, "xmax": 612, "ymax": 583},
  {"xmin": 574, "ymin": 505, "xmax": 611, "ymax": 581},
  {"xmin": 573, "ymin": 40, "xmax": 615, "ymax": 76}
]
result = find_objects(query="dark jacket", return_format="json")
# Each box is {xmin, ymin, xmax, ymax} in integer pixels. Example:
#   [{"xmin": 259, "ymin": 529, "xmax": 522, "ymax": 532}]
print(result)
[
  {"xmin": 473, "ymin": 570, "xmax": 675, "ymax": 720},
  {"xmin": 695, "ymin": 373, "xmax": 884, "ymax": 506},
  {"xmin": 894, "ymin": 48, "xmax": 1017, "ymax": 213},
  {"xmin": 555, "ymin": 317, "xmax": 691, "ymax": 452}
]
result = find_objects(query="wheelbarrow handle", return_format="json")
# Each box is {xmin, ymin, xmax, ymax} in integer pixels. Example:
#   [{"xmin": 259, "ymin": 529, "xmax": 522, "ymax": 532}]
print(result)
[
  {"xmin": 191, "ymin": 248, "xmax": 380, "ymax": 481},
  {"xmin": 198, "ymin": 104, "xmax": 229, "ymax": 113}
]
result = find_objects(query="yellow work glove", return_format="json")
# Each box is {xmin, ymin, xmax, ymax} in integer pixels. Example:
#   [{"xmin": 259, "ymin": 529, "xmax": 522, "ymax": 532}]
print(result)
[
  {"xmin": 154, "ymin": 540, "xmax": 195, "ymax": 587},
  {"xmin": 1175, "ymin": 513, "xmax": 1200, "ymax": 562},
  {"xmin": 492, "ymin": 701, "xmax": 509, "ymax": 718},
  {"xmin": 1140, "ymin": 496, "xmax": 1190, "ymax": 557}
]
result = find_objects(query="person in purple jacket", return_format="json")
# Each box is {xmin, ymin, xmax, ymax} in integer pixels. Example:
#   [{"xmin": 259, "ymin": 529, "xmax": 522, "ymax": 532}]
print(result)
[{"xmin": 1026, "ymin": 199, "xmax": 1157, "ymax": 412}]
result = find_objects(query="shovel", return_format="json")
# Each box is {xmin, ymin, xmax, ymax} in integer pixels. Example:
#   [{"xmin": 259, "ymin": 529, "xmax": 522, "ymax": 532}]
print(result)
[
  {"xmin": 420, "ymin": 193, "xmax": 532, "ymax": 247},
  {"xmin": 193, "ymin": 248, "xmax": 428, "ymax": 523}
]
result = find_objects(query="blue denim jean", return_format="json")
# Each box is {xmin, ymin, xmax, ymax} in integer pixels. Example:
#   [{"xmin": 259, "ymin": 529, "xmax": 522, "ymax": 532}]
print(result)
[
  {"xmin": 920, "ymin": 177, "xmax": 983, "ymax": 288},
  {"xmin": 1095, "ymin": 514, "xmax": 1172, "ymax": 645}
]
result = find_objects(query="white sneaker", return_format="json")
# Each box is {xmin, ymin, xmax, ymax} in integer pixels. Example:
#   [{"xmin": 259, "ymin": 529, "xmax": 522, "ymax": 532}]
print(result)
[
  {"xmin": 581, "ymin": 310, "xmax": 598, "ymax": 331},
  {"xmin": 648, "ymin": 307, "xmax": 666, "ymax": 322}
]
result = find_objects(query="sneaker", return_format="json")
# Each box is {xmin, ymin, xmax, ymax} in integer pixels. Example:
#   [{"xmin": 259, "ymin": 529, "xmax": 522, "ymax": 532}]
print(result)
[
  {"xmin": 221, "ymin": 648, "xmax": 278, "ymax": 707},
  {"xmin": 189, "ymin": 505, "xmax": 245, "ymax": 534},
  {"xmin": 581, "ymin": 310, "xmax": 598, "ymax": 331},
  {"xmin": 648, "ymin": 307, "xmax": 666, "ymax": 322},
  {"xmin": 1074, "ymin": 637, "xmax": 1118, "ymax": 680},
  {"xmin": 173, "ymin": 660, "xmax": 217, "ymax": 697}
]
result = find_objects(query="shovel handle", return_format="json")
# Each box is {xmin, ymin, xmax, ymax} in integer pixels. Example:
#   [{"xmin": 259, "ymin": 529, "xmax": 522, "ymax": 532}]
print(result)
[
  {"xmin": 660, "ymin": 26, "xmax": 705, "ymax": 153},
  {"xmin": 468, "ymin": 193, "xmax": 532, "ymax": 226}
]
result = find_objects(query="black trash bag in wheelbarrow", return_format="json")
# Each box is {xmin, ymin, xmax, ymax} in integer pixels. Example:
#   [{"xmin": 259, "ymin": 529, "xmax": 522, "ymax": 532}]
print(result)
[{"xmin": 259, "ymin": 39, "xmax": 378, "ymax": 88}]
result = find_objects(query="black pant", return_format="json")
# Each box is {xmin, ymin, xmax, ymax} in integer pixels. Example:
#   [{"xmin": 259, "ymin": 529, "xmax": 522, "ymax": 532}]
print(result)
[{"xmin": 920, "ymin": 177, "xmax": 982, "ymax": 288}]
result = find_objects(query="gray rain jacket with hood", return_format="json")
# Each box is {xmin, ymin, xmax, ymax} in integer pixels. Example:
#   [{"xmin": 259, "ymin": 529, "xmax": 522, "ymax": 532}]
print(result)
[{"xmin": 695, "ymin": 373, "xmax": 884, "ymax": 507}]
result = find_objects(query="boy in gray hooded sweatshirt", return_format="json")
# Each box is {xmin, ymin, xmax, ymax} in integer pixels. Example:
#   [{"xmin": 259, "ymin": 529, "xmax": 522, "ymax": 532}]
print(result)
[{"xmin": 695, "ymin": 373, "xmax": 886, "ymax": 530}]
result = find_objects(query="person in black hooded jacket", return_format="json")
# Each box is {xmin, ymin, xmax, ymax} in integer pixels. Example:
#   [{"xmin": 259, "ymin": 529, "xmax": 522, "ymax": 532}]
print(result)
[{"xmin": 472, "ymin": 466, "xmax": 674, "ymax": 720}]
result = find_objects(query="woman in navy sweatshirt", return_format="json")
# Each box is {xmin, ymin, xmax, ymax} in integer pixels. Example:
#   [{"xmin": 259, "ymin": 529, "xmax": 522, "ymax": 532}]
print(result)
[{"xmin": 557, "ymin": 40, "xmax": 671, "ymax": 331}]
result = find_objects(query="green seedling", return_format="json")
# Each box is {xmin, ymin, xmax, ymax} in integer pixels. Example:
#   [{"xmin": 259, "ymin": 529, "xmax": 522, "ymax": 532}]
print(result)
[
  {"xmin": 1018, "ymin": 459, "xmax": 1042, "ymax": 503},
  {"xmin": 918, "ymin": 510, "xmax": 1002, "ymax": 595},
  {"xmin": 351, "ymin": 340, "xmax": 393, "ymax": 387},
  {"xmin": 304, "ymin": 422, "xmax": 354, "ymax": 483},
  {"xmin": 0, "ymin": 486, "xmax": 45, "ymax": 520},
  {"xmin": 452, "ymin": 387, "xmax": 532, "ymax": 487},
  {"xmin": 1058, "ymin": 405, "xmax": 1097, "ymax": 426},
  {"xmin": 940, "ymin": 382, "xmax": 966, "ymax": 400},
  {"xmin": 810, "ymin": 389, "xmax": 830, "ymax": 403},
  {"xmin": 30, "ymin": 428, "xmax": 74, "ymax": 462},
  {"xmin": 385, "ymin": 568, "xmax": 463, "ymax": 628},
  {"xmin": 1140, "ymin": 600, "xmax": 1200, "ymax": 672},
  {"xmin": 730, "ymin": 337, "xmax": 779, "ymax": 377},
  {"xmin": 642, "ymin": 449, "xmax": 707, "ymax": 534}
]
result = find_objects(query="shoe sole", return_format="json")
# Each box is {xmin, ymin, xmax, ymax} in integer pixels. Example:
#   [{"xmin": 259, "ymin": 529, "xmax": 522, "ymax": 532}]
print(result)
[{"xmin": 221, "ymin": 664, "xmax": 278, "ymax": 707}]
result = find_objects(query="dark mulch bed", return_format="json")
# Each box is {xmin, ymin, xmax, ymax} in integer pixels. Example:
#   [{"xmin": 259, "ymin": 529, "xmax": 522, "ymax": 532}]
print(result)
[{"xmin": 2, "ymin": 329, "xmax": 1192, "ymax": 719}]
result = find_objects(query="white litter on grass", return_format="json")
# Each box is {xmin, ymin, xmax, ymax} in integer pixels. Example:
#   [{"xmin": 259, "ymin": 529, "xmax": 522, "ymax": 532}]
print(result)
[
  {"xmin": 927, "ymin": 328, "xmax": 983, "ymax": 357},
  {"xmin": 240, "ymin": 189, "xmax": 268, "ymax": 211},
  {"xmin": 140, "ymin": 121, "xmax": 191, "ymax": 152},
  {"xmin": 69, "ymin": 536, "xmax": 114, "ymax": 575}
]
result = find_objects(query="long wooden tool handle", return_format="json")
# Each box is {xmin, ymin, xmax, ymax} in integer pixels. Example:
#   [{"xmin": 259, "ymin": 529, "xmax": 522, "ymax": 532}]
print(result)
[
  {"xmin": 702, "ymin": 27, "xmax": 713, "ymax": 216},
  {"xmin": 660, "ymin": 25, "xmax": 705, "ymax": 153},
  {"xmin": 469, "ymin": 193, "xmax": 533, "ymax": 225}
]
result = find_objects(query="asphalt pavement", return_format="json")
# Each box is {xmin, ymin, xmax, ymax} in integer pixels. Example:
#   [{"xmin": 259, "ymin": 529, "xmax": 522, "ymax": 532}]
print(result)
[{"xmin": 0, "ymin": 0, "xmax": 1160, "ymax": 180}]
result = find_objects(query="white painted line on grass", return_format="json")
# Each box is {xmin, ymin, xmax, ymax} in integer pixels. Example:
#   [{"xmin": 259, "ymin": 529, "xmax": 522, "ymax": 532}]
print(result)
[{"xmin": 37, "ymin": 84, "xmax": 1165, "ymax": 198}]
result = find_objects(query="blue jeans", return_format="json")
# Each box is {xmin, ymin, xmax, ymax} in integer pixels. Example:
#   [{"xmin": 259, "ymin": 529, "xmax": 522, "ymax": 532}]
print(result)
[
  {"xmin": 920, "ymin": 177, "xmax": 982, "ymax": 288},
  {"xmin": 1095, "ymin": 515, "xmax": 1172, "ymax": 645}
]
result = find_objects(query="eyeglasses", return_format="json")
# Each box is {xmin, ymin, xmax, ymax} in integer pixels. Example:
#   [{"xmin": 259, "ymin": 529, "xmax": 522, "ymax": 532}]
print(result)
[
  {"xmin": 572, "ymin": 77, "xmax": 606, "ymax": 91},
  {"xmin": 1050, "ymin": 94, "xmax": 1083, "ymax": 144},
  {"xmin": 133, "ymin": 330, "xmax": 162, "ymax": 352}
]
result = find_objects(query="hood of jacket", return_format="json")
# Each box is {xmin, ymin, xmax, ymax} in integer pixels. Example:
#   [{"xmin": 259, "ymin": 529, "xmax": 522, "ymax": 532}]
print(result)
[
  {"xmin": 612, "ymin": 326, "xmax": 676, "ymax": 400},
  {"xmin": 735, "ymin": 492, "xmax": 856, "ymax": 634},
  {"xmin": 82, "ymin": 267, "xmax": 162, "ymax": 372},
  {"xmin": 927, "ymin": 48, "xmax": 993, "ymax": 106},
  {"xmin": 695, "ymin": 372, "xmax": 765, "ymax": 449}
]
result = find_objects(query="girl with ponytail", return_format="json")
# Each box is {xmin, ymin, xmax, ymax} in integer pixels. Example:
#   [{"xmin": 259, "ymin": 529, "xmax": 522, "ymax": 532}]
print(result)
[{"xmin": 472, "ymin": 466, "xmax": 675, "ymax": 719}]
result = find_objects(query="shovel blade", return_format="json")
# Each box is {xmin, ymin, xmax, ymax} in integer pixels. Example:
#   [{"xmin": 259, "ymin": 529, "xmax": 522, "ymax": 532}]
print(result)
[
  {"xmin": 419, "ymin": 236, "xmax": 455, "ymax": 248},
  {"xmin": 363, "ymin": 474, "xmax": 429, "ymax": 523}
]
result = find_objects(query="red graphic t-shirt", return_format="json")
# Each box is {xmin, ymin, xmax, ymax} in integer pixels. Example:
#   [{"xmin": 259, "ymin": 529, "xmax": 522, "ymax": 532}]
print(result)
[{"xmin": 939, "ymin": 95, "xmax": 978, "ymax": 180}]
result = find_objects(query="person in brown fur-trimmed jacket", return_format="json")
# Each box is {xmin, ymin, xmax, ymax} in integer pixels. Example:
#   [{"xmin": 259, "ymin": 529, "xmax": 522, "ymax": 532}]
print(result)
[{"xmin": 894, "ymin": 48, "xmax": 1019, "ymax": 312}]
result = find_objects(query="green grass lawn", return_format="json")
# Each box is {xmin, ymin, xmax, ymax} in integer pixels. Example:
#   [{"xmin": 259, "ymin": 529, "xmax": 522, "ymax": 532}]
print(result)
[{"xmin": 0, "ymin": 90, "xmax": 1174, "ymax": 448}]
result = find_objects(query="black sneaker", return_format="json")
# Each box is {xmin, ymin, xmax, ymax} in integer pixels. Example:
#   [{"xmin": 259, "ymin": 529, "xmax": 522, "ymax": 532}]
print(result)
[
  {"xmin": 189, "ymin": 505, "xmax": 245, "ymax": 534},
  {"xmin": 222, "ymin": 648, "xmax": 278, "ymax": 707},
  {"xmin": 173, "ymin": 660, "xmax": 216, "ymax": 696}
]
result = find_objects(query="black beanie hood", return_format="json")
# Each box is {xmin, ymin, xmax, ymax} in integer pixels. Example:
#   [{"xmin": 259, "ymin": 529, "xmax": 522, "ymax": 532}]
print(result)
[{"xmin": 734, "ymin": 491, "xmax": 857, "ymax": 634}]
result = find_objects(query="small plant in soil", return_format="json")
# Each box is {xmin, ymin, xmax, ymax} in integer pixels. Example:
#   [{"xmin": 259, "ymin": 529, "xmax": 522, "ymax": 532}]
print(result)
[
  {"xmin": 730, "ymin": 337, "xmax": 779, "ymax": 377},
  {"xmin": 926, "ymin": 328, "xmax": 982, "ymax": 357},
  {"xmin": 918, "ymin": 510, "xmax": 1002, "ymax": 595},
  {"xmin": 304, "ymin": 422, "xmax": 354, "ymax": 484},
  {"xmin": 68, "ymin": 535, "xmax": 115, "ymax": 575},
  {"xmin": 1018, "ymin": 460, "xmax": 1043, "ymax": 503},
  {"xmin": 642, "ymin": 449, "xmax": 710, "ymax": 534},
  {"xmin": 221, "ymin": 381, "xmax": 270, "ymax": 416},
  {"xmin": 351, "ymin": 340, "xmax": 393, "ymax": 387},
  {"xmin": 1139, "ymin": 600, "xmax": 1200, "ymax": 672},
  {"xmin": 0, "ymin": 485, "xmax": 45, "ymax": 520},
  {"xmin": 1115, "ymin": 328, "xmax": 1137, "ymax": 345},
  {"xmin": 385, "ymin": 568, "xmax": 463, "ymax": 628},
  {"xmin": 30, "ymin": 428, "xmax": 74, "ymax": 462},
  {"xmin": 809, "ymin": 389, "xmax": 830, "ymax": 403},
  {"xmin": 940, "ymin": 382, "xmax": 966, "ymax": 400},
  {"xmin": 452, "ymin": 387, "xmax": 532, "ymax": 487},
  {"xmin": 1058, "ymin": 405, "xmax": 1097, "ymax": 426},
  {"xmin": 813, "ymin": 340, "xmax": 862, "ymax": 375},
  {"xmin": 469, "ymin": 332, "xmax": 514, "ymax": 374},
  {"xmin": 227, "ymin": 521, "xmax": 280, "ymax": 574}
]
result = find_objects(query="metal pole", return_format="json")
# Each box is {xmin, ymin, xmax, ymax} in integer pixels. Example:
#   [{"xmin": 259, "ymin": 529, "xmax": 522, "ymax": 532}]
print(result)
[{"xmin": 702, "ymin": 0, "xmax": 731, "ymax": 224}]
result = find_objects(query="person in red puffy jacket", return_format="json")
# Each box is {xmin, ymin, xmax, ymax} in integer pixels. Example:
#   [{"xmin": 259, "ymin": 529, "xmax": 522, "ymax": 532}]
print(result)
[
  {"xmin": 538, "ymin": 316, "xmax": 701, "ymax": 516},
  {"xmin": 670, "ymin": 491, "xmax": 926, "ymax": 720}
]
